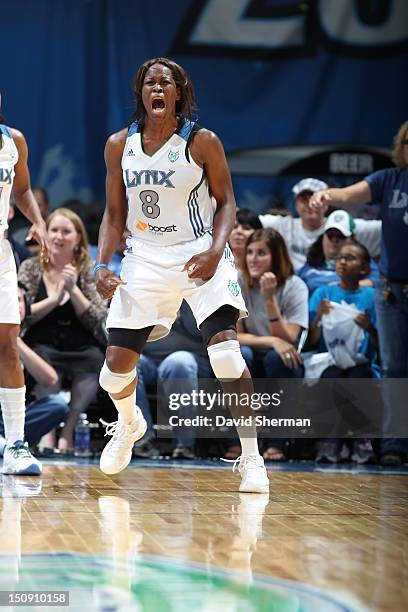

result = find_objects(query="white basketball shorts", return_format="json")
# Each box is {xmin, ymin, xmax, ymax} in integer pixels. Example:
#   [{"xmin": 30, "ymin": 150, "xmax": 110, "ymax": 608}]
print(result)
[
  {"xmin": 106, "ymin": 233, "xmax": 247, "ymax": 341},
  {"xmin": 0, "ymin": 238, "xmax": 20, "ymax": 325}
]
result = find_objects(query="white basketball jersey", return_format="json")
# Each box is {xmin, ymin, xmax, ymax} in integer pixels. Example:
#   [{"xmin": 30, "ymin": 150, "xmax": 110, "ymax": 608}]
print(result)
[
  {"xmin": 123, "ymin": 120, "xmax": 215, "ymax": 246},
  {"xmin": 0, "ymin": 125, "xmax": 18, "ymax": 239}
]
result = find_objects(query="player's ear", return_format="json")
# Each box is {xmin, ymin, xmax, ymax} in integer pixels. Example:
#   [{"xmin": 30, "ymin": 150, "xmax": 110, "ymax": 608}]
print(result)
[{"xmin": 176, "ymin": 87, "xmax": 181, "ymax": 101}]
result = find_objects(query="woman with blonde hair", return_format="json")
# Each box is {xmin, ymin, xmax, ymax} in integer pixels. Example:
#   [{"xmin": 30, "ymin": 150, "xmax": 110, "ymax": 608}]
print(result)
[
  {"xmin": 18, "ymin": 207, "xmax": 107, "ymax": 451},
  {"xmin": 310, "ymin": 120, "xmax": 408, "ymax": 466}
]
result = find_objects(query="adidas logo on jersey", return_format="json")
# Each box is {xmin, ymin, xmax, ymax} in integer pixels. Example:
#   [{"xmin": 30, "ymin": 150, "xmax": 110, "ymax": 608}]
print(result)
[{"xmin": 126, "ymin": 149, "xmax": 135, "ymax": 156}]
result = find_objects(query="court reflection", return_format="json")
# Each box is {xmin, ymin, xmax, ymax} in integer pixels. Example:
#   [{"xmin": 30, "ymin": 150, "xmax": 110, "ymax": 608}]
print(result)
[
  {"xmin": 228, "ymin": 493, "xmax": 269, "ymax": 582},
  {"xmin": 93, "ymin": 487, "xmax": 274, "ymax": 610},
  {"xmin": 0, "ymin": 476, "xmax": 43, "ymax": 593},
  {"xmin": 0, "ymin": 465, "xmax": 403, "ymax": 611}
]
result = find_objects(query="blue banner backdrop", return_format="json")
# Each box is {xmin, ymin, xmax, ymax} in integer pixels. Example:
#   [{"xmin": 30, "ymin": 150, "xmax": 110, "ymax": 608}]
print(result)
[{"xmin": 1, "ymin": 0, "xmax": 407, "ymax": 211}]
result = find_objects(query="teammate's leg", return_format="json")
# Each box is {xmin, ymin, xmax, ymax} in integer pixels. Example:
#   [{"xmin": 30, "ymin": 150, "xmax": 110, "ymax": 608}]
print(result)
[{"xmin": 0, "ymin": 324, "xmax": 42, "ymax": 475}]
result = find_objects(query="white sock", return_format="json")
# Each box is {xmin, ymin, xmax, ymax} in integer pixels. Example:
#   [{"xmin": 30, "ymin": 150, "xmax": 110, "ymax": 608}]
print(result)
[
  {"xmin": 236, "ymin": 425, "xmax": 261, "ymax": 457},
  {"xmin": 0, "ymin": 386, "xmax": 26, "ymax": 445},
  {"xmin": 110, "ymin": 390, "xmax": 138, "ymax": 425}
]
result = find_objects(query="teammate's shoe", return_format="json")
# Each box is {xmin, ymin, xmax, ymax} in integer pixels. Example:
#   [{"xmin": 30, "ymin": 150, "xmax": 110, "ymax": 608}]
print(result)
[
  {"xmin": 223, "ymin": 454, "xmax": 269, "ymax": 494},
  {"xmin": 100, "ymin": 410, "xmax": 147, "ymax": 475},
  {"xmin": 2, "ymin": 441, "xmax": 42, "ymax": 476}
]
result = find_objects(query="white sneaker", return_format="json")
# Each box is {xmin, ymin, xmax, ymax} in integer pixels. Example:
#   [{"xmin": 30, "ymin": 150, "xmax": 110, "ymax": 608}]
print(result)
[
  {"xmin": 2, "ymin": 441, "xmax": 42, "ymax": 476},
  {"xmin": 223, "ymin": 454, "xmax": 269, "ymax": 494},
  {"xmin": 100, "ymin": 411, "xmax": 147, "ymax": 475}
]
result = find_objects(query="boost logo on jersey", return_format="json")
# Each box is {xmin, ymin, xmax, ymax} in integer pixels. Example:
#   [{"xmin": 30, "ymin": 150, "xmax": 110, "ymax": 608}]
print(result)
[{"xmin": 135, "ymin": 219, "xmax": 178, "ymax": 234}]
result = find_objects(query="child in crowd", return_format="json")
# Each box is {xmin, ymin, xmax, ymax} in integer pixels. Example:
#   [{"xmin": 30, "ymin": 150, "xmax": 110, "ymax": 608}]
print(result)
[{"xmin": 309, "ymin": 238, "xmax": 378, "ymax": 463}]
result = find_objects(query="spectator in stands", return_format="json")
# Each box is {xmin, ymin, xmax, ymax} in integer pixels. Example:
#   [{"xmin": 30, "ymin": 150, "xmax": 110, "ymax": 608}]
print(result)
[
  {"xmin": 310, "ymin": 120, "xmax": 408, "ymax": 466},
  {"xmin": 0, "ymin": 283, "xmax": 69, "ymax": 454},
  {"xmin": 228, "ymin": 208, "xmax": 262, "ymax": 272},
  {"xmin": 135, "ymin": 300, "xmax": 213, "ymax": 459},
  {"xmin": 237, "ymin": 228, "xmax": 308, "ymax": 461},
  {"xmin": 308, "ymin": 238, "xmax": 378, "ymax": 463},
  {"xmin": 299, "ymin": 209, "xmax": 380, "ymax": 295},
  {"xmin": 260, "ymin": 178, "xmax": 382, "ymax": 271},
  {"xmin": 18, "ymin": 208, "xmax": 107, "ymax": 451}
]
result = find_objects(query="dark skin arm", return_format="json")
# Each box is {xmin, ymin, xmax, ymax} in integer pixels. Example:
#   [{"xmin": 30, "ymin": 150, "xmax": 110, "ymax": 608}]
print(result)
[
  {"xmin": 183, "ymin": 129, "xmax": 236, "ymax": 280},
  {"xmin": 10, "ymin": 128, "xmax": 49, "ymax": 254},
  {"xmin": 355, "ymin": 312, "xmax": 379, "ymax": 348},
  {"xmin": 95, "ymin": 129, "xmax": 128, "ymax": 300},
  {"xmin": 309, "ymin": 298, "xmax": 333, "ymax": 346}
]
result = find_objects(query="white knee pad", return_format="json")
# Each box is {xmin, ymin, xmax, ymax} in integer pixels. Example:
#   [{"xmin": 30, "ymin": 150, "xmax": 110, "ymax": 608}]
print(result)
[
  {"xmin": 207, "ymin": 340, "xmax": 246, "ymax": 381},
  {"xmin": 99, "ymin": 362, "xmax": 136, "ymax": 394}
]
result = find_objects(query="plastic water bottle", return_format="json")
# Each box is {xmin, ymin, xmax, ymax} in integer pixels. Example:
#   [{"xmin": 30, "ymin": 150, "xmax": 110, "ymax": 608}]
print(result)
[{"xmin": 74, "ymin": 413, "xmax": 91, "ymax": 457}]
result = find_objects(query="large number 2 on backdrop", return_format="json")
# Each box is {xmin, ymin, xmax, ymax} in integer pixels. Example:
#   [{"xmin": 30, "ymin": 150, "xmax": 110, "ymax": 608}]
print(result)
[{"xmin": 189, "ymin": 0, "xmax": 407, "ymax": 49}]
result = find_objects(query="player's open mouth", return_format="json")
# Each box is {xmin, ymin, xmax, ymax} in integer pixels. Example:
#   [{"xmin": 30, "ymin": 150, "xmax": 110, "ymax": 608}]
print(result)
[{"xmin": 152, "ymin": 98, "xmax": 165, "ymax": 112}]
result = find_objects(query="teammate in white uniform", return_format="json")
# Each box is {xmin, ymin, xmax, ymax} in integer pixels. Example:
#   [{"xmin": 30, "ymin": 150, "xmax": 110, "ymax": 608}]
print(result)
[
  {"xmin": 95, "ymin": 57, "xmax": 269, "ymax": 493},
  {"xmin": 0, "ymin": 101, "xmax": 48, "ymax": 475}
]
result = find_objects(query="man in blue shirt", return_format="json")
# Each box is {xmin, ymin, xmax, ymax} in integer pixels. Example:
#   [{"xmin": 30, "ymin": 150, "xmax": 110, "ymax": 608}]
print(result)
[{"xmin": 310, "ymin": 120, "xmax": 408, "ymax": 466}]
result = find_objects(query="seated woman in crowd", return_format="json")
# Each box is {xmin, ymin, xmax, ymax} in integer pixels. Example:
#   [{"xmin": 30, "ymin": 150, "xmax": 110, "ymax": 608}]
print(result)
[
  {"xmin": 18, "ymin": 208, "xmax": 107, "ymax": 451},
  {"xmin": 308, "ymin": 238, "xmax": 378, "ymax": 463},
  {"xmin": 298, "ymin": 209, "xmax": 379, "ymax": 295},
  {"xmin": 236, "ymin": 228, "xmax": 309, "ymax": 461},
  {"xmin": 228, "ymin": 208, "xmax": 262, "ymax": 271}
]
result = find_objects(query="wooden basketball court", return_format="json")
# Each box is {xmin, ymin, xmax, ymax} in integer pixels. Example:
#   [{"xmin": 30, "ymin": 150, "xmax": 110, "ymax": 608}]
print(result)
[{"xmin": 0, "ymin": 461, "xmax": 406, "ymax": 611}]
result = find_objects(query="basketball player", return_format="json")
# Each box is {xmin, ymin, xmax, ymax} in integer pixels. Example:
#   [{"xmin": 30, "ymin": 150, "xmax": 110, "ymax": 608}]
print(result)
[
  {"xmin": 95, "ymin": 57, "xmax": 269, "ymax": 493},
  {"xmin": 0, "ymin": 99, "xmax": 48, "ymax": 474}
]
